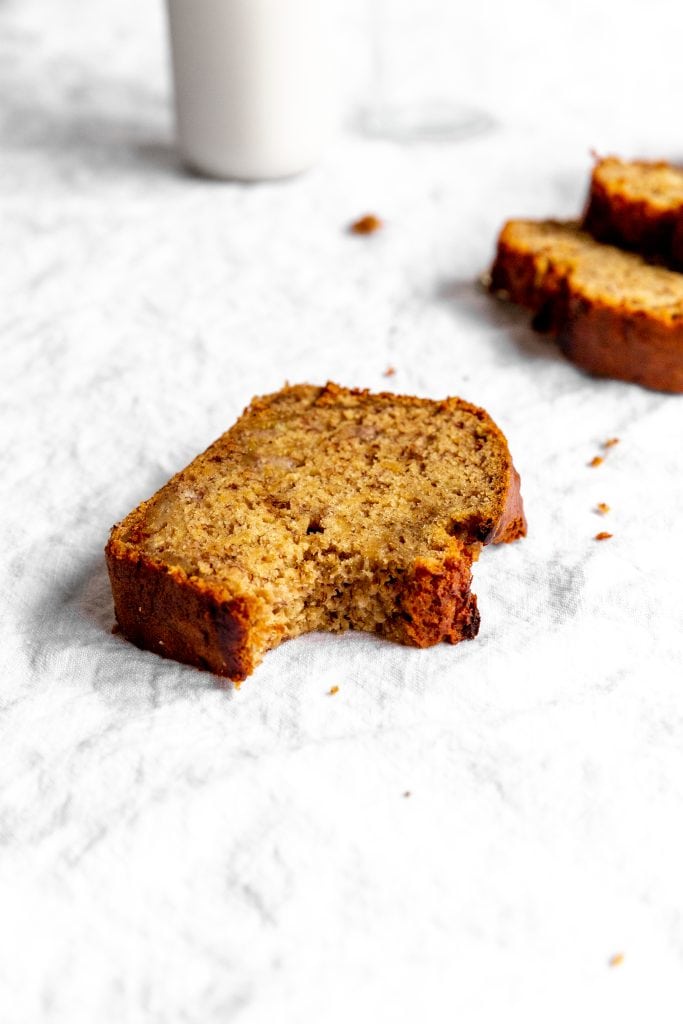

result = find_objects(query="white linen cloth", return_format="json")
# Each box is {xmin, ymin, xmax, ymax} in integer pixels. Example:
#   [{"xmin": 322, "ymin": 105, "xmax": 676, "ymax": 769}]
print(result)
[{"xmin": 2, "ymin": 1, "xmax": 683, "ymax": 1021}]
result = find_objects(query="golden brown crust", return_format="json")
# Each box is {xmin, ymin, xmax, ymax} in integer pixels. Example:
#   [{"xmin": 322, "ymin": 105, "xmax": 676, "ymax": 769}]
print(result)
[
  {"xmin": 490, "ymin": 219, "xmax": 683, "ymax": 393},
  {"xmin": 106, "ymin": 382, "xmax": 526, "ymax": 682},
  {"xmin": 488, "ymin": 463, "xmax": 526, "ymax": 544},
  {"xmin": 394, "ymin": 557, "xmax": 481, "ymax": 646},
  {"xmin": 491, "ymin": 235, "xmax": 564, "ymax": 318}
]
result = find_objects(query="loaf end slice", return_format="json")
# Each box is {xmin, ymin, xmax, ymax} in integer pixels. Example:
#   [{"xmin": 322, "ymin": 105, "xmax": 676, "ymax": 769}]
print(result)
[
  {"xmin": 583, "ymin": 156, "xmax": 683, "ymax": 269},
  {"xmin": 490, "ymin": 219, "xmax": 683, "ymax": 392},
  {"xmin": 106, "ymin": 383, "xmax": 526, "ymax": 683}
]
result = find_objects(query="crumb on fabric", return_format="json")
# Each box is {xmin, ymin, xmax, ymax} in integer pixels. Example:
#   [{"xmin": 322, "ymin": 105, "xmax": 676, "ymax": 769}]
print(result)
[
  {"xmin": 349, "ymin": 214, "xmax": 383, "ymax": 235},
  {"xmin": 603, "ymin": 437, "xmax": 620, "ymax": 449},
  {"xmin": 589, "ymin": 456, "xmax": 604, "ymax": 468},
  {"xmin": 403, "ymin": 791, "xmax": 412, "ymax": 798},
  {"xmin": 608, "ymin": 952, "xmax": 625, "ymax": 968},
  {"xmin": 596, "ymin": 502, "xmax": 610, "ymax": 515},
  {"xmin": 595, "ymin": 531, "xmax": 613, "ymax": 541},
  {"xmin": 383, "ymin": 366, "xmax": 396, "ymax": 378},
  {"xmin": 328, "ymin": 685, "xmax": 340, "ymax": 696}
]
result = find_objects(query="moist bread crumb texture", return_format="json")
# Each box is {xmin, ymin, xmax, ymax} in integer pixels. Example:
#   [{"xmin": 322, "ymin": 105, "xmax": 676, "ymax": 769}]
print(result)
[
  {"xmin": 490, "ymin": 219, "xmax": 683, "ymax": 392},
  {"xmin": 106, "ymin": 383, "xmax": 526, "ymax": 682}
]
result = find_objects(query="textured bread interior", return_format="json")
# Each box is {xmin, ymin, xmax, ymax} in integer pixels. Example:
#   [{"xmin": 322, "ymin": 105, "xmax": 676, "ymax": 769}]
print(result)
[
  {"xmin": 499, "ymin": 219, "xmax": 683, "ymax": 318},
  {"xmin": 592, "ymin": 157, "xmax": 683, "ymax": 210},
  {"xmin": 111, "ymin": 384, "xmax": 519, "ymax": 663}
]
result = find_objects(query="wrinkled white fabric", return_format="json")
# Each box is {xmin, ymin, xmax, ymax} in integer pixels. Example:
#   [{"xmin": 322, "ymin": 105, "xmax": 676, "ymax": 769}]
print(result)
[{"xmin": 2, "ymin": 1, "xmax": 683, "ymax": 1022}]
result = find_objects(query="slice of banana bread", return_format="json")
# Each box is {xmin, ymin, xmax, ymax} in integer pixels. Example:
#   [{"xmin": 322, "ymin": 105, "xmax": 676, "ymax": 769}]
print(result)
[
  {"xmin": 490, "ymin": 219, "xmax": 683, "ymax": 392},
  {"xmin": 583, "ymin": 156, "xmax": 683, "ymax": 268},
  {"xmin": 106, "ymin": 383, "xmax": 526, "ymax": 683}
]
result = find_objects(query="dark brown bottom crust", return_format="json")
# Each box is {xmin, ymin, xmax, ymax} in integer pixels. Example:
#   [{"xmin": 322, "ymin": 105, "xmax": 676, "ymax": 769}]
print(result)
[
  {"xmin": 490, "ymin": 242, "xmax": 683, "ymax": 393},
  {"xmin": 557, "ymin": 298, "xmax": 683, "ymax": 392},
  {"xmin": 106, "ymin": 542, "xmax": 257, "ymax": 682}
]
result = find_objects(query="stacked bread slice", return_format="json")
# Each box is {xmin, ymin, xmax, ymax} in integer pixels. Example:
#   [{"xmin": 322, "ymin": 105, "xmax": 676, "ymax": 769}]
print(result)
[
  {"xmin": 584, "ymin": 157, "xmax": 683, "ymax": 268},
  {"xmin": 490, "ymin": 156, "xmax": 683, "ymax": 393}
]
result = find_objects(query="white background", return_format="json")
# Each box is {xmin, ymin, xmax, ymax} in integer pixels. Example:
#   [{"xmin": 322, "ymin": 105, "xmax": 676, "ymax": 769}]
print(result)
[{"xmin": 2, "ymin": 1, "xmax": 683, "ymax": 1021}]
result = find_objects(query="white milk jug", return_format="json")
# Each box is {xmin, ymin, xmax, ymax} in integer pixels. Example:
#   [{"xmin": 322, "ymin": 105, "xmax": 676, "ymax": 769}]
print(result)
[{"xmin": 167, "ymin": 0, "xmax": 335, "ymax": 180}]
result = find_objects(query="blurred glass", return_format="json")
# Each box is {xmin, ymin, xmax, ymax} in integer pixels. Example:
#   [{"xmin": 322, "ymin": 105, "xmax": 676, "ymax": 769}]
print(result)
[{"xmin": 361, "ymin": 0, "xmax": 493, "ymax": 142}]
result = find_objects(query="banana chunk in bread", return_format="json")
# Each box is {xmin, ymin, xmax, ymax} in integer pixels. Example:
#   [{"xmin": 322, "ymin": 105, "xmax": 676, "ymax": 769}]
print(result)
[
  {"xmin": 583, "ymin": 156, "xmax": 683, "ymax": 268},
  {"xmin": 106, "ymin": 383, "xmax": 526, "ymax": 683},
  {"xmin": 490, "ymin": 219, "xmax": 683, "ymax": 392}
]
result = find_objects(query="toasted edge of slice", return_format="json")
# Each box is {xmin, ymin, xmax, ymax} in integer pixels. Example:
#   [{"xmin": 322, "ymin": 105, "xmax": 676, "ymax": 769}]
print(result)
[
  {"xmin": 583, "ymin": 156, "xmax": 683, "ymax": 268},
  {"xmin": 106, "ymin": 382, "xmax": 526, "ymax": 682},
  {"xmin": 490, "ymin": 219, "xmax": 683, "ymax": 393}
]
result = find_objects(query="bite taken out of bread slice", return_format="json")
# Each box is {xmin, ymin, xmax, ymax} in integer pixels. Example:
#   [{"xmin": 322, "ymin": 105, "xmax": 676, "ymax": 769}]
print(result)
[
  {"xmin": 490, "ymin": 219, "xmax": 683, "ymax": 392},
  {"xmin": 106, "ymin": 383, "xmax": 526, "ymax": 684},
  {"xmin": 583, "ymin": 155, "xmax": 683, "ymax": 269}
]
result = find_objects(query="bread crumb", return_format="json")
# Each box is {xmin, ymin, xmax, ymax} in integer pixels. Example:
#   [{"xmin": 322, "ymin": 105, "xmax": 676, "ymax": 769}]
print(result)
[
  {"xmin": 328, "ymin": 685, "xmax": 339, "ymax": 696},
  {"xmin": 595, "ymin": 531, "xmax": 613, "ymax": 541},
  {"xmin": 608, "ymin": 952, "xmax": 624, "ymax": 968},
  {"xmin": 596, "ymin": 502, "xmax": 610, "ymax": 515},
  {"xmin": 350, "ymin": 214, "xmax": 383, "ymax": 235},
  {"xmin": 403, "ymin": 790, "xmax": 412, "ymax": 798},
  {"xmin": 589, "ymin": 455, "xmax": 604, "ymax": 468},
  {"xmin": 383, "ymin": 366, "xmax": 396, "ymax": 378},
  {"xmin": 603, "ymin": 437, "xmax": 620, "ymax": 449}
]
